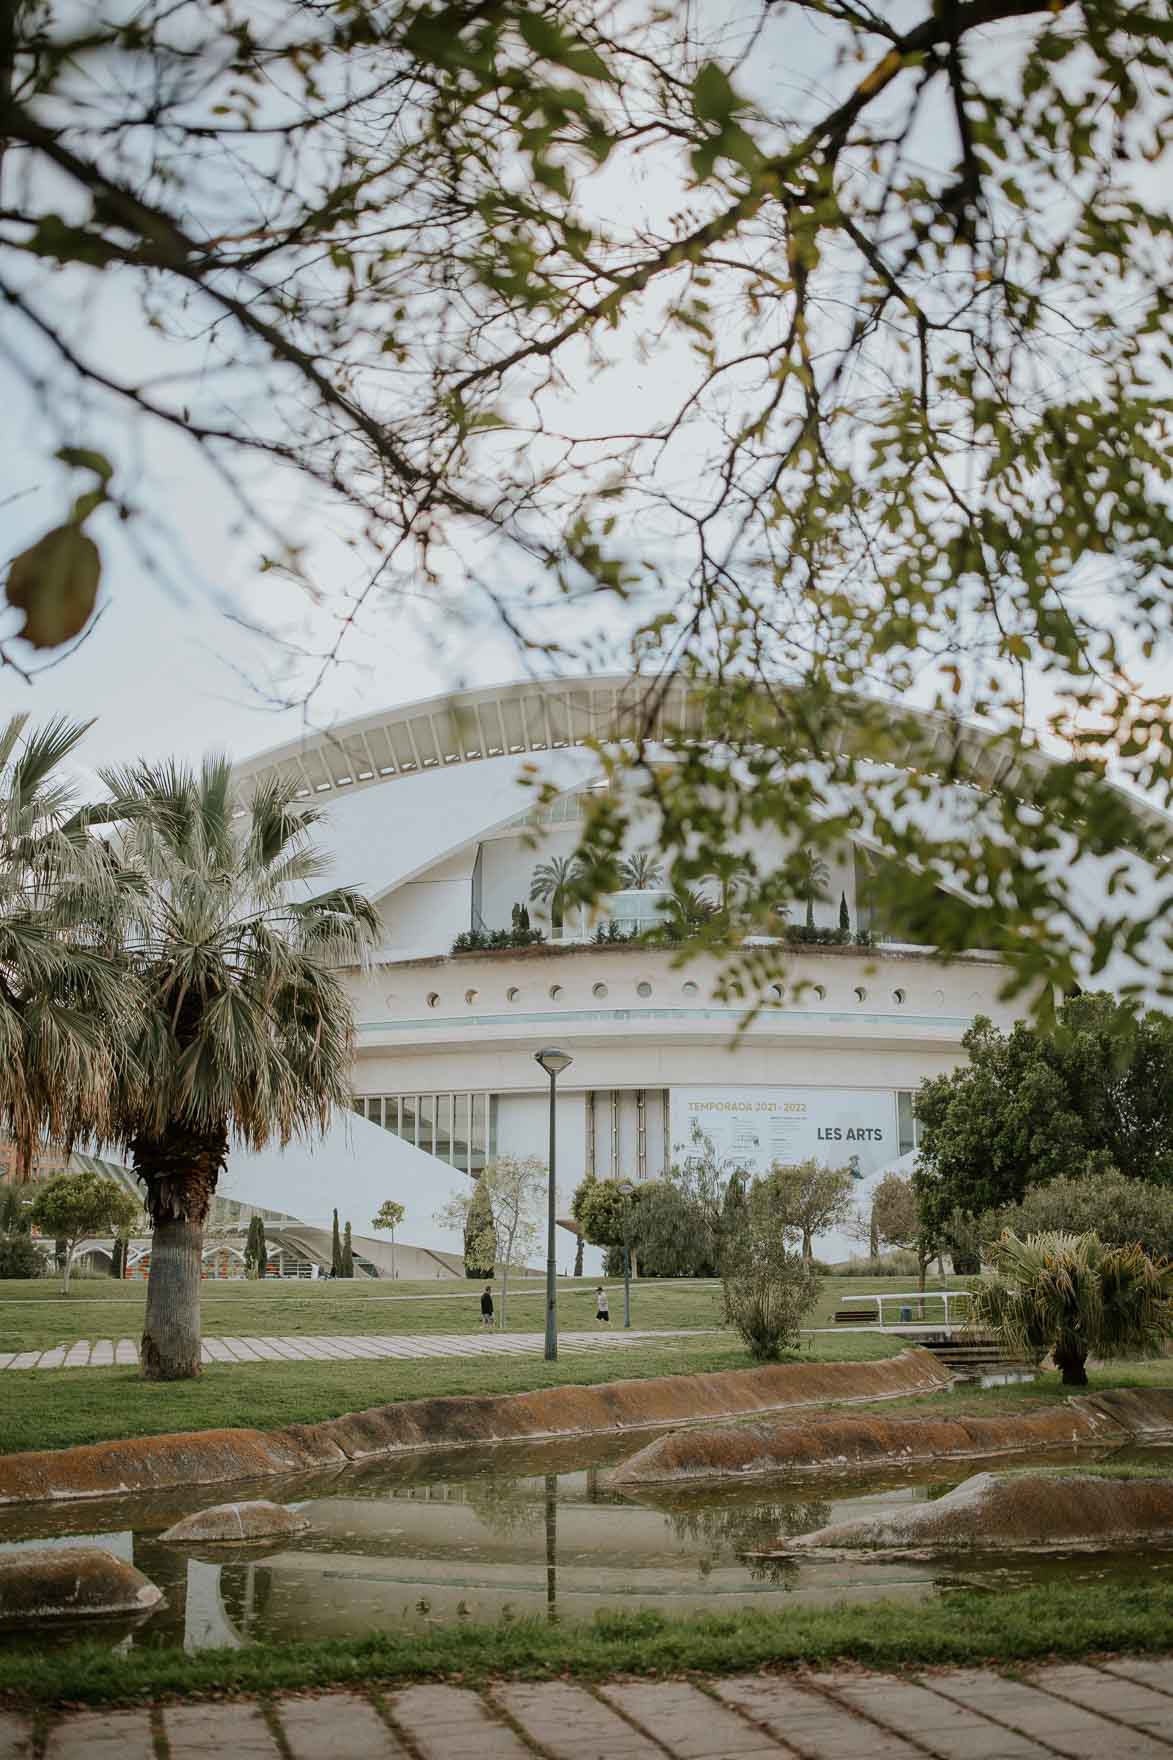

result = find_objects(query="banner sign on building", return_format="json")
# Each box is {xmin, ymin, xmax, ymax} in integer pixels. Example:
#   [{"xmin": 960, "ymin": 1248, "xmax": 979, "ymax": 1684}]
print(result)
[{"xmin": 670, "ymin": 1087, "xmax": 898, "ymax": 1182}]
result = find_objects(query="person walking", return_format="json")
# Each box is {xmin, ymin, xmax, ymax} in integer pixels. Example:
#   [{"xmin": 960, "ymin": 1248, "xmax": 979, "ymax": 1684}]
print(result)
[
  {"xmin": 595, "ymin": 1285, "xmax": 610, "ymax": 1325},
  {"xmin": 480, "ymin": 1284, "xmax": 494, "ymax": 1329}
]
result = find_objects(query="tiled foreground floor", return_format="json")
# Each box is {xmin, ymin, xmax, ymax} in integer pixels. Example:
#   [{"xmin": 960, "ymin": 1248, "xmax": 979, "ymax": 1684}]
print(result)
[
  {"xmin": 4, "ymin": 1659, "xmax": 1173, "ymax": 1759},
  {"xmin": 0, "ymin": 1328, "xmax": 704, "ymax": 1372}
]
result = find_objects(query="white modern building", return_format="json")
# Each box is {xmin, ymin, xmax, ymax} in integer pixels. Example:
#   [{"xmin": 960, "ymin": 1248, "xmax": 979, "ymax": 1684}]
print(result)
[{"xmin": 215, "ymin": 674, "xmax": 1170, "ymax": 1267}]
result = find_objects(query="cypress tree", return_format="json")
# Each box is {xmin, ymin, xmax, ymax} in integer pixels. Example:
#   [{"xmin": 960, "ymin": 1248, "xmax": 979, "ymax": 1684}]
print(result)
[
  {"xmin": 342, "ymin": 1220, "xmax": 354, "ymax": 1278},
  {"xmin": 331, "ymin": 1208, "xmax": 342, "ymax": 1277},
  {"xmin": 839, "ymin": 891, "xmax": 850, "ymax": 933},
  {"xmin": 256, "ymin": 1216, "xmax": 268, "ymax": 1279},
  {"xmin": 464, "ymin": 1177, "xmax": 496, "ymax": 1278},
  {"xmin": 719, "ymin": 1170, "xmax": 748, "ymax": 1273}
]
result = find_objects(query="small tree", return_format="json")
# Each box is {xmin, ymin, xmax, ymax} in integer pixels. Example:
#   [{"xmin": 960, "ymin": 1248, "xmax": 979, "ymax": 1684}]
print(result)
[
  {"xmin": 438, "ymin": 1157, "xmax": 544, "ymax": 1328},
  {"xmin": 969, "ymin": 1231, "xmax": 1173, "ymax": 1387},
  {"xmin": 372, "ymin": 1199, "xmax": 406, "ymax": 1281},
  {"xmin": 331, "ymin": 1207, "xmax": 343, "ymax": 1278},
  {"xmin": 29, "ymin": 1171, "xmax": 141, "ymax": 1294},
  {"xmin": 870, "ymin": 1174, "xmax": 935, "ymax": 1292},
  {"xmin": 342, "ymin": 1219, "xmax": 354, "ymax": 1278},
  {"xmin": 722, "ymin": 1182, "xmax": 820, "ymax": 1360},
  {"xmin": 463, "ymin": 1178, "xmax": 497, "ymax": 1279},
  {"xmin": 765, "ymin": 1160, "xmax": 856, "ymax": 1264},
  {"xmin": 838, "ymin": 892, "xmax": 850, "ymax": 934}
]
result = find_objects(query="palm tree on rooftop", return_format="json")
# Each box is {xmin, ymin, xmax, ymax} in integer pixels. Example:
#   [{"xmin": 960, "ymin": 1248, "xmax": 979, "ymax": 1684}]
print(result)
[
  {"xmin": 102, "ymin": 757, "xmax": 377, "ymax": 1380},
  {"xmin": 0, "ymin": 716, "xmax": 134, "ymax": 1181},
  {"xmin": 620, "ymin": 851, "xmax": 664, "ymax": 891},
  {"xmin": 529, "ymin": 853, "xmax": 583, "ymax": 932},
  {"xmin": 795, "ymin": 847, "xmax": 830, "ymax": 928}
]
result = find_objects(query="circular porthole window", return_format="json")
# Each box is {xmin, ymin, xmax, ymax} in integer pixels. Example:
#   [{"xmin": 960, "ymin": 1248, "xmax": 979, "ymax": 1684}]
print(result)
[
  {"xmin": 854, "ymin": 986, "xmax": 868, "ymax": 1004},
  {"xmin": 933, "ymin": 988, "xmax": 945, "ymax": 1006},
  {"xmin": 592, "ymin": 982, "xmax": 608, "ymax": 1000},
  {"xmin": 426, "ymin": 992, "xmax": 440, "ymax": 1009},
  {"xmin": 549, "ymin": 984, "xmax": 563, "ymax": 1001},
  {"xmin": 465, "ymin": 989, "xmax": 478, "ymax": 1005},
  {"xmin": 769, "ymin": 983, "xmax": 784, "ymax": 1002},
  {"xmin": 506, "ymin": 987, "xmax": 520, "ymax": 1003},
  {"xmin": 682, "ymin": 980, "xmax": 699, "ymax": 998},
  {"xmin": 813, "ymin": 984, "xmax": 826, "ymax": 1002},
  {"xmin": 383, "ymin": 993, "xmax": 396, "ymax": 1009},
  {"xmin": 636, "ymin": 980, "xmax": 653, "ymax": 999},
  {"xmin": 892, "ymin": 988, "xmax": 906, "ymax": 1006}
]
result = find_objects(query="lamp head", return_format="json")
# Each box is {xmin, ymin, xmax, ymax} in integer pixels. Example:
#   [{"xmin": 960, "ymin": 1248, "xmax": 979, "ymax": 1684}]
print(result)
[
  {"xmin": 534, "ymin": 1046, "xmax": 573, "ymax": 1078},
  {"xmin": 617, "ymin": 1180, "xmax": 635, "ymax": 1197}
]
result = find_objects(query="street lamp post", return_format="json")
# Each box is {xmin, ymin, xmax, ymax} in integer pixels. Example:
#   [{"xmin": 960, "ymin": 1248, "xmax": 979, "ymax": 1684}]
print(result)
[
  {"xmin": 534, "ymin": 1047, "xmax": 573, "ymax": 1362},
  {"xmin": 617, "ymin": 1179, "xmax": 635, "ymax": 1329}
]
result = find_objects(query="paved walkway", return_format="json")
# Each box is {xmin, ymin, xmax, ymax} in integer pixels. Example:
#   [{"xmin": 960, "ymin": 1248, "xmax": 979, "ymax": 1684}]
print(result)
[
  {"xmin": 0, "ymin": 1328, "xmax": 706, "ymax": 1371},
  {"xmin": 4, "ymin": 1659, "xmax": 1173, "ymax": 1757}
]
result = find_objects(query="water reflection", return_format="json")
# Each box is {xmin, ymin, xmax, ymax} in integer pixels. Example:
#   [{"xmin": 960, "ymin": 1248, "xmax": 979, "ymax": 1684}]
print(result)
[{"xmin": 0, "ymin": 1440, "xmax": 1167, "ymax": 1656}]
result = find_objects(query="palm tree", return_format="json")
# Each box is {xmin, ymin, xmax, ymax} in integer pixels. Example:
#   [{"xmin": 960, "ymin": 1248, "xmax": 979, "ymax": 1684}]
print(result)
[
  {"xmin": 0, "ymin": 716, "xmax": 134, "ymax": 1178},
  {"xmin": 705, "ymin": 854, "xmax": 754, "ymax": 915},
  {"xmin": 102, "ymin": 757, "xmax": 377, "ymax": 1379},
  {"xmin": 795, "ymin": 847, "xmax": 830, "ymax": 928},
  {"xmin": 968, "ymin": 1230, "xmax": 1173, "ymax": 1386},
  {"xmin": 620, "ymin": 851, "xmax": 663, "ymax": 891},
  {"xmin": 529, "ymin": 854, "xmax": 583, "ymax": 931}
]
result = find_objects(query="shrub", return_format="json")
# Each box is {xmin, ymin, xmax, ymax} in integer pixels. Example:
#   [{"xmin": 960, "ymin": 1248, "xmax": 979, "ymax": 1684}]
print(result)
[
  {"xmin": 451, "ymin": 926, "xmax": 546, "ymax": 953},
  {"xmin": 986, "ymin": 1170, "xmax": 1173, "ymax": 1263},
  {"xmin": 0, "ymin": 1233, "xmax": 44, "ymax": 1279},
  {"xmin": 722, "ymin": 1185, "xmax": 819, "ymax": 1360},
  {"xmin": 835, "ymin": 1250, "xmax": 922, "ymax": 1278}
]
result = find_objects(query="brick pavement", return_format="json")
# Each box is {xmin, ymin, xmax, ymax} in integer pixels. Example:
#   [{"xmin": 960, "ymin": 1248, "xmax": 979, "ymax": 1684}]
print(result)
[
  {"xmin": 0, "ymin": 1328, "xmax": 704, "ymax": 1372},
  {"xmin": 4, "ymin": 1659, "xmax": 1173, "ymax": 1758}
]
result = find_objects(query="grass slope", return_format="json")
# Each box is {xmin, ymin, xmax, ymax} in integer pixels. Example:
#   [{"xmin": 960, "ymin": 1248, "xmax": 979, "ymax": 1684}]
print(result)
[
  {"xmin": 0, "ymin": 1331, "xmax": 906, "ymax": 1454},
  {"xmin": 1, "ymin": 1583, "xmax": 1170, "ymax": 1708}
]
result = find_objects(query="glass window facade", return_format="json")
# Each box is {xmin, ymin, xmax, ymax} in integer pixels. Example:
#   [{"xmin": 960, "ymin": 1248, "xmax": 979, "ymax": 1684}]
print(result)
[
  {"xmin": 896, "ymin": 1090, "xmax": 920, "ymax": 1158},
  {"xmin": 351, "ymin": 1093, "xmax": 495, "ymax": 1173}
]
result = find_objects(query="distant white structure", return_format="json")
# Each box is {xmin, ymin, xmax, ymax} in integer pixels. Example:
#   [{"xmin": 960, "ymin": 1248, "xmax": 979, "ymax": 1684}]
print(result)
[{"xmin": 213, "ymin": 673, "xmax": 1170, "ymax": 1268}]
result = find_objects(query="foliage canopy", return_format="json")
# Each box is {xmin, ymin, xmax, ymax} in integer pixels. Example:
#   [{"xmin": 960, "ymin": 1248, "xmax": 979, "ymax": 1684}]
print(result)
[
  {"xmin": 5, "ymin": 1, "xmax": 1173, "ymax": 1009},
  {"xmin": 914, "ymin": 994, "xmax": 1173, "ymax": 1246}
]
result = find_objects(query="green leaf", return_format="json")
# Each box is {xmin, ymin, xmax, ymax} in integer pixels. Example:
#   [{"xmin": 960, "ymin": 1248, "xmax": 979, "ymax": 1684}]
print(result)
[
  {"xmin": 56, "ymin": 447, "xmax": 114, "ymax": 484},
  {"xmin": 692, "ymin": 61, "xmax": 738, "ymax": 124}
]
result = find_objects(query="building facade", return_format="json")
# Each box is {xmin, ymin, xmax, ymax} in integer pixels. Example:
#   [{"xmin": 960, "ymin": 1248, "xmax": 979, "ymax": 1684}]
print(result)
[{"xmin": 216, "ymin": 672, "xmax": 1103, "ymax": 1267}]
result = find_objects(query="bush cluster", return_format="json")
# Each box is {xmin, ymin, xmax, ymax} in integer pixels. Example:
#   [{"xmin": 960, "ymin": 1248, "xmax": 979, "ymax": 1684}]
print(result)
[{"xmin": 451, "ymin": 926, "xmax": 547, "ymax": 953}]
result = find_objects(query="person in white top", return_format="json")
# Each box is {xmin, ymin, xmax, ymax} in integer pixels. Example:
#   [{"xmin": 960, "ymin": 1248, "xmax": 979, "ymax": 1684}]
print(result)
[{"xmin": 595, "ymin": 1285, "xmax": 610, "ymax": 1324}]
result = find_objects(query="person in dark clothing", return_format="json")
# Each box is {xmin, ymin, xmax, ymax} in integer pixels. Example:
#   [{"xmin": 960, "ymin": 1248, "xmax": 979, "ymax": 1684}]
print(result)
[{"xmin": 480, "ymin": 1284, "xmax": 494, "ymax": 1328}]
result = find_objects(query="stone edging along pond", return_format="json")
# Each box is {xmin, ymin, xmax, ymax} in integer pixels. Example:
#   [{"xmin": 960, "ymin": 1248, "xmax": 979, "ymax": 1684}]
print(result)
[
  {"xmin": 0, "ymin": 1349, "xmax": 952, "ymax": 1505},
  {"xmin": 607, "ymin": 1385, "xmax": 1173, "ymax": 1486}
]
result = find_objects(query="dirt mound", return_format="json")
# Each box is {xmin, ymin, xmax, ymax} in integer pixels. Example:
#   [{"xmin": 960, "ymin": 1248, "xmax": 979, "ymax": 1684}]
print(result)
[
  {"xmin": 0, "ymin": 1547, "xmax": 163, "ymax": 1623},
  {"xmin": 160, "ymin": 1499, "xmax": 310, "ymax": 1544},
  {"xmin": 785, "ymin": 1470, "xmax": 1173, "ymax": 1551},
  {"xmin": 608, "ymin": 1401, "xmax": 1135, "ymax": 1486},
  {"xmin": 0, "ymin": 1350, "xmax": 951, "ymax": 1504}
]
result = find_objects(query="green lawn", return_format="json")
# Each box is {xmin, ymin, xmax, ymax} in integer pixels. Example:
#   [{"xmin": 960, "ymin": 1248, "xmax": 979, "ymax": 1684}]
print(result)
[
  {"xmin": 0, "ymin": 1273, "xmax": 958, "ymax": 1353},
  {"xmin": 0, "ymin": 1581, "xmax": 1170, "ymax": 1708},
  {"xmin": 0, "ymin": 1330, "xmax": 910, "ymax": 1454}
]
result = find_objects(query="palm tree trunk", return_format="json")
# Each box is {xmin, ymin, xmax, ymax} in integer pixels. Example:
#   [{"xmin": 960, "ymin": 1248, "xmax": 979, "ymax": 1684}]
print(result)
[
  {"xmin": 141, "ymin": 1215, "xmax": 204, "ymax": 1378},
  {"xmin": 132, "ymin": 1120, "xmax": 227, "ymax": 1382},
  {"xmin": 574, "ymin": 1232, "xmax": 584, "ymax": 1277},
  {"xmin": 1054, "ymin": 1340, "xmax": 1089, "ymax": 1386}
]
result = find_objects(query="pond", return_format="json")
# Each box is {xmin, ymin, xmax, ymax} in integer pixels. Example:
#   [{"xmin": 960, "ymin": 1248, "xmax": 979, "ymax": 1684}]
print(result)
[{"xmin": 1, "ymin": 1431, "xmax": 1170, "ymax": 1654}]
